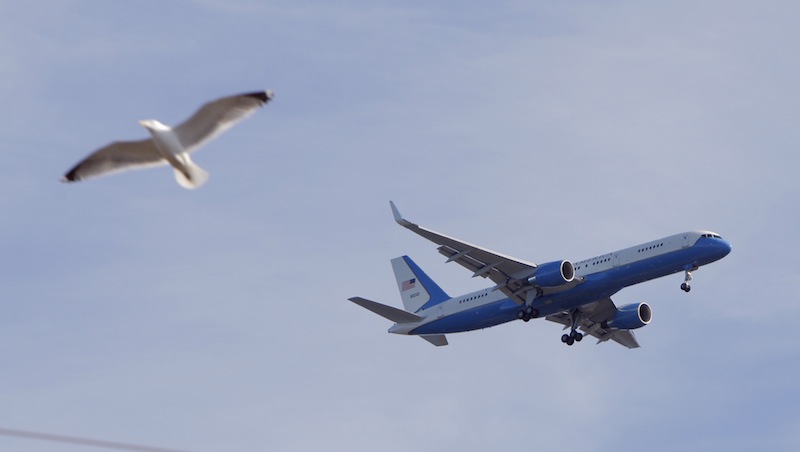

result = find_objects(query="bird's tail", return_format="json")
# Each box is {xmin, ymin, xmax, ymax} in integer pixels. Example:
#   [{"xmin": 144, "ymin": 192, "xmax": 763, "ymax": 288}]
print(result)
[{"xmin": 173, "ymin": 155, "xmax": 209, "ymax": 189}]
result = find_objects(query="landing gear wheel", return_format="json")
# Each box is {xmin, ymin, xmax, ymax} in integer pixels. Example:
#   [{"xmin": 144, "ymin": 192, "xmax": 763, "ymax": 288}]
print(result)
[
  {"xmin": 681, "ymin": 283, "xmax": 691, "ymax": 292},
  {"xmin": 561, "ymin": 330, "xmax": 583, "ymax": 346},
  {"xmin": 519, "ymin": 306, "xmax": 538, "ymax": 322}
]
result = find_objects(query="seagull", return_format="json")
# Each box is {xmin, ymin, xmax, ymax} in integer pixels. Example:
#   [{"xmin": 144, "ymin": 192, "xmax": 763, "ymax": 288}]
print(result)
[{"xmin": 62, "ymin": 90, "xmax": 274, "ymax": 189}]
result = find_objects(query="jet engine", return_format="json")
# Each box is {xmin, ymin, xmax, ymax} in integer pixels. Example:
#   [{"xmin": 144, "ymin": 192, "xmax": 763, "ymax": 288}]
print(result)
[
  {"xmin": 526, "ymin": 260, "xmax": 575, "ymax": 287},
  {"xmin": 603, "ymin": 302, "xmax": 652, "ymax": 330}
]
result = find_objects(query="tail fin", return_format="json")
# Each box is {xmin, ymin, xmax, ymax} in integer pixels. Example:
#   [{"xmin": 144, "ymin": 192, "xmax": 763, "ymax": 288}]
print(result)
[
  {"xmin": 390, "ymin": 256, "xmax": 450, "ymax": 313},
  {"xmin": 173, "ymin": 155, "xmax": 209, "ymax": 189}
]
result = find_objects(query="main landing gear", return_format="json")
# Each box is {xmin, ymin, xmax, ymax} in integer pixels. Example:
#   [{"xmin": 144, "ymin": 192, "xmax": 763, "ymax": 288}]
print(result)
[
  {"xmin": 517, "ymin": 305, "xmax": 539, "ymax": 322},
  {"xmin": 560, "ymin": 309, "xmax": 583, "ymax": 346},
  {"xmin": 561, "ymin": 331, "xmax": 583, "ymax": 346}
]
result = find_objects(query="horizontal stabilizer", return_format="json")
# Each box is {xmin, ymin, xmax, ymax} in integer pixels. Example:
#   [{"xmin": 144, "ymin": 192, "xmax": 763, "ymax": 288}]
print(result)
[
  {"xmin": 420, "ymin": 335, "xmax": 448, "ymax": 346},
  {"xmin": 349, "ymin": 297, "xmax": 423, "ymax": 324}
]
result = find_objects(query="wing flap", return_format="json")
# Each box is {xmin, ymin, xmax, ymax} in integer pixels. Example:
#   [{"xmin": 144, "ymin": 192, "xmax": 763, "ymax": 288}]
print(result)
[{"xmin": 605, "ymin": 330, "xmax": 641, "ymax": 349}]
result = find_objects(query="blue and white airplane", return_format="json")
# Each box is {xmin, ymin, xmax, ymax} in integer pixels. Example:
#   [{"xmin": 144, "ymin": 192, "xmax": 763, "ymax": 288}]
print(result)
[{"xmin": 349, "ymin": 202, "xmax": 732, "ymax": 348}]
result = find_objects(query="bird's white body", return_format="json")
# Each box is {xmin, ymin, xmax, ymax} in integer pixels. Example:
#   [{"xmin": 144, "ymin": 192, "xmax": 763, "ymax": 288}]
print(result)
[{"xmin": 139, "ymin": 119, "xmax": 208, "ymax": 189}]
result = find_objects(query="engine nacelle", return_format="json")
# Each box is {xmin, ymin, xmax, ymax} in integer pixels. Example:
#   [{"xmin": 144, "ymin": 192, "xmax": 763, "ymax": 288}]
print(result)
[
  {"xmin": 526, "ymin": 260, "xmax": 575, "ymax": 287},
  {"xmin": 603, "ymin": 302, "xmax": 652, "ymax": 330}
]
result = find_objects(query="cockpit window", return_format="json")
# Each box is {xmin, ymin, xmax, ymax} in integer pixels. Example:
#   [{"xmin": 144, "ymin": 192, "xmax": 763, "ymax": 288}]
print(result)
[{"xmin": 701, "ymin": 233, "xmax": 722, "ymax": 239}]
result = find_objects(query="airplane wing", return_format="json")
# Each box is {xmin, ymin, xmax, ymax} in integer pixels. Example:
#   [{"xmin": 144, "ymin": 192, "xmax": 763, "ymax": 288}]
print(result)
[
  {"xmin": 545, "ymin": 298, "xmax": 642, "ymax": 349},
  {"xmin": 390, "ymin": 202, "xmax": 541, "ymax": 304}
]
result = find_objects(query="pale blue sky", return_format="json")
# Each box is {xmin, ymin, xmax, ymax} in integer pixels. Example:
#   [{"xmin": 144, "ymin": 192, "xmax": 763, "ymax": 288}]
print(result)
[{"xmin": 1, "ymin": 1, "xmax": 798, "ymax": 451}]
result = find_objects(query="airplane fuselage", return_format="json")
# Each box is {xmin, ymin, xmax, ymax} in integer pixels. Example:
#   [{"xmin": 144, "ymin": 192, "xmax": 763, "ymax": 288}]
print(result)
[{"xmin": 392, "ymin": 231, "xmax": 732, "ymax": 336}]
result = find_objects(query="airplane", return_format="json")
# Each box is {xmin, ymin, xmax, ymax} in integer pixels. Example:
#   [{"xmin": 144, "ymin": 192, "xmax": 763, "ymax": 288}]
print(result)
[{"xmin": 349, "ymin": 202, "xmax": 732, "ymax": 348}]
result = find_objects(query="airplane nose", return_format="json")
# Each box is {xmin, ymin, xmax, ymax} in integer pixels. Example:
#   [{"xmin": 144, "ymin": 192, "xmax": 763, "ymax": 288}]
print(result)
[{"xmin": 718, "ymin": 239, "xmax": 732, "ymax": 257}]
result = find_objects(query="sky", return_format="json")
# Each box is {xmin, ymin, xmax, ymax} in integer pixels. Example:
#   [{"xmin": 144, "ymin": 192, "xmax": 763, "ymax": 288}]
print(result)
[{"xmin": 1, "ymin": 0, "xmax": 798, "ymax": 450}]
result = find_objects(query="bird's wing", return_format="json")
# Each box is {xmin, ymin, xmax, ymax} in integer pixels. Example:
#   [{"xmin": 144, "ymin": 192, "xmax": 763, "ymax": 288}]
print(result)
[
  {"xmin": 62, "ymin": 139, "xmax": 165, "ymax": 182},
  {"xmin": 173, "ymin": 91, "xmax": 273, "ymax": 152}
]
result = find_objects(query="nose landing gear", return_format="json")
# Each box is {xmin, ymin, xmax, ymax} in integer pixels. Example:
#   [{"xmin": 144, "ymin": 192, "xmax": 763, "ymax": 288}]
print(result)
[
  {"xmin": 681, "ymin": 269, "xmax": 693, "ymax": 292},
  {"xmin": 680, "ymin": 264, "xmax": 699, "ymax": 292}
]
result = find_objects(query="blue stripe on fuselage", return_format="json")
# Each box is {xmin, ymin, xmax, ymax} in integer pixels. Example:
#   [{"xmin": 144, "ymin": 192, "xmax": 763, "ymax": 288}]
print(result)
[
  {"xmin": 410, "ymin": 237, "xmax": 730, "ymax": 335},
  {"xmin": 411, "ymin": 298, "xmax": 520, "ymax": 334}
]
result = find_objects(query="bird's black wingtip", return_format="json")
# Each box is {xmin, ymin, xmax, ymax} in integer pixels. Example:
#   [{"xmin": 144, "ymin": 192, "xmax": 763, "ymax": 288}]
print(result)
[
  {"xmin": 62, "ymin": 167, "xmax": 80, "ymax": 183},
  {"xmin": 244, "ymin": 90, "xmax": 274, "ymax": 105}
]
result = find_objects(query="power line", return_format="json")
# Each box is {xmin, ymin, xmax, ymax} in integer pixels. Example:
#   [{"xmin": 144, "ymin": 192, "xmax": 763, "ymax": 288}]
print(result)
[{"xmin": 0, "ymin": 426, "xmax": 190, "ymax": 452}]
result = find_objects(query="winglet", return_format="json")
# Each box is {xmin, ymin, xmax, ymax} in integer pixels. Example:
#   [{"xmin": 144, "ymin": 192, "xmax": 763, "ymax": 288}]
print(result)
[{"xmin": 390, "ymin": 201, "xmax": 413, "ymax": 227}]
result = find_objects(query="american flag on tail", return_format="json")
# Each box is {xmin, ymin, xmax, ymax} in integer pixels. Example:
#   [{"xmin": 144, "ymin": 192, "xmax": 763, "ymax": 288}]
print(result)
[{"xmin": 401, "ymin": 278, "xmax": 416, "ymax": 291}]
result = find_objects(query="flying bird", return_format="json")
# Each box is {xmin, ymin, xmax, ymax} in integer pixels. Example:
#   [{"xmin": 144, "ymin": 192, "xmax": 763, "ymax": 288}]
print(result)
[{"xmin": 62, "ymin": 90, "xmax": 274, "ymax": 189}]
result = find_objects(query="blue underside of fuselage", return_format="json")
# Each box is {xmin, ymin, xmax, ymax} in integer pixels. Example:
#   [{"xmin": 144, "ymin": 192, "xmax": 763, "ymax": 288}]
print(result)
[{"xmin": 410, "ymin": 238, "xmax": 729, "ymax": 335}]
